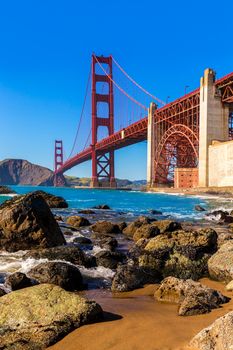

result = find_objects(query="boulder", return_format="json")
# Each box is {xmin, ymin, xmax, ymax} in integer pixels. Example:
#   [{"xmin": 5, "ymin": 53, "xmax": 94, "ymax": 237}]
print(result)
[
  {"xmin": 24, "ymin": 245, "xmax": 89, "ymax": 267},
  {"xmin": 5, "ymin": 272, "xmax": 33, "ymax": 291},
  {"xmin": 111, "ymin": 264, "xmax": 157, "ymax": 292},
  {"xmin": 149, "ymin": 209, "xmax": 162, "ymax": 215},
  {"xmin": 195, "ymin": 205, "xmax": 206, "ymax": 212},
  {"xmin": 208, "ymin": 241, "xmax": 233, "ymax": 282},
  {"xmin": 190, "ymin": 311, "xmax": 233, "ymax": 350},
  {"xmin": 155, "ymin": 277, "xmax": 229, "ymax": 316},
  {"xmin": 66, "ymin": 215, "xmax": 90, "ymax": 227},
  {"xmin": 28, "ymin": 261, "xmax": 83, "ymax": 291},
  {"xmin": 31, "ymin": 190, "xmax": 68, "ymax": 208},
  {"xmin": 0, "ymin": 185, "xmax": 16, "ymax": 194},
  {"xmin": 73, "ymin": 236, "xmax": 92, "ymax": 245},
  {"xmin": 123, "ymin": 216, "xmax": 152, "ymax": 237},
  {"xmin": 97, "ymin": 236, "xmax": 118, "ymax": 251},
  {"xmin": 143, "ymin": 228, "xmax": 217, "ymax": 280},
  {"xmin": 0, "ymin": 284, "xmax": 103, "ymax": 350},
  {"xmin": 133, "ymin": 224, "xmax": 160, "ymax": 242},
  {"xmin": 206, "ymin": 209, "xmax": 233, "ymax": 223},
  {"xmin": 151, "ymin": 220, "xmax": 182, "ymax": 233},
  {"xmin": 93, "ymin": 204, "xmax": 111, "ymax": 210},
  {"xmin": 0, "ymin": 192, "xmax": 65, "ymax": 252},
  {"xmin": 91, "ymin": 221, "xmax": 121, "ymax": 234},
  {"xmin": 95, "ymin": 250, "xmax": 126, "ymax": 269}
]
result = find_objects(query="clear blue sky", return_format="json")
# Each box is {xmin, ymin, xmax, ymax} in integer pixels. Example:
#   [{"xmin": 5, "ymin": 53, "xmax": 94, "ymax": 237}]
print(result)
[{"xmin": 0, "ymin": 0, "xmax": 232, "ymax": 180}]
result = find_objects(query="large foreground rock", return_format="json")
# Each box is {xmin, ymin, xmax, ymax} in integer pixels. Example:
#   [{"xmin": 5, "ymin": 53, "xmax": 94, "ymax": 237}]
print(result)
[
  {"xmin": 0, "ymin": 284, "xmax": 103, "ymax": 350},
  {"xmin": 155, "ymin": 277, "xmax": 229, "ymax": 316},
  {"xmin": 32, "ymin": 190, "xmax": 68, "ymax": 208},
  {"xmin": 208, "ymin": 241, "xmax": 233, "ymax": 282},
  {"xmin": 190, "ymin": 311, "xmax": 233, "ymax": 350},
  {"xmin": 28, "ymin": 261, "xmax": 84, "ymax": 291},
  {"xmin": 0, "ymin": 192, "xmax": 65, "ymax": 252}
]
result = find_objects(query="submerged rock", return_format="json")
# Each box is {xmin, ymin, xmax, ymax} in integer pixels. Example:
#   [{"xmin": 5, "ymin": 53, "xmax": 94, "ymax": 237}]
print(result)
[
  {"xmin": 5, "ymin": 272, "xmax": 33, "ymax": 291},
  {"xmin": 190, "ymin": 311, "xmax": 233, "ymax": 349},
  {"xmin": 93, "ymin": 204, "xmax": 111, "ymax": 210},
  {"xmin": 73, "ymin": 236, "xmax": 92, "ymax": 245},
  {"xmin": 0, "ymin": 192, "xmax": 65, "ymax": 252},
  {"xmin": 66, "ymin": 215, "xmax": 90, "ymax": 227},
  {"xmin": 78, "ymin": 209, "xmax": 95, "ymax": 214},
  {"xmin": 195, "ymin": 205, "xmax": 206, "ymax": 212},
  {"xmin": 208, "ymin": 241, "xmax": 233, "ymax": 282},
  {"xmin": 28, "ymin": 261, "xmax": 84, "ymax": 291},
  {"xmin": 24, "ymin": 245, "xmax": 89, "ymax": 267},
  {"xmin": 149, "ymin": 209, "xmax": 162, "ymax": 215},
  {"xmin": 97, "ymin": 236, "xmax": 118, "ymax": 251},
  {"xmin": 155, "ymin": 276, "xmax": 229, "ymax": 316},
  {"xmin": 0, "ymin": 284, "xmax": 103, "ymax": 350}
]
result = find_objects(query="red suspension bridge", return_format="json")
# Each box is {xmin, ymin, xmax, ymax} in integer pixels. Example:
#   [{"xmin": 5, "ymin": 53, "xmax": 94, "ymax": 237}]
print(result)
[{"xmin": 54, "ymin": 54, "xmax": 233, "ymax": 188}]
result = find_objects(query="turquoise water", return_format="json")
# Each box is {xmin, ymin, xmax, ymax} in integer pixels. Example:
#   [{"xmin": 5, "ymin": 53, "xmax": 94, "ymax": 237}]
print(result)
[{"xmin": 0, "ymin": 185, "xmax": 208, "ymax": 220}]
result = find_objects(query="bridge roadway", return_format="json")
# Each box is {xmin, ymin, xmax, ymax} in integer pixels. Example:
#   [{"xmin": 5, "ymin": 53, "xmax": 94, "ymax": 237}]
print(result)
[{"xmin": 55, "ymin": 71, "xmax": 233, "ymax": 175}]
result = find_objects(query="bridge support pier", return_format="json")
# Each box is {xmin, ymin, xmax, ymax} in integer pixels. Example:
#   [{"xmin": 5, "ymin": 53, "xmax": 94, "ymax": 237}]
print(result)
[
  {"xmin": 147, "ymin": 102, "xmax": 156, "ymax": 187},
  {"xmin": 198, "ymin": 68, "xmax": 229, "ymax": 187}
]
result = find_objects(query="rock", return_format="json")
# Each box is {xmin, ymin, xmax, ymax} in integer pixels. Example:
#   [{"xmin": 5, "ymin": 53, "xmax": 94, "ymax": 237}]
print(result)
[
  {"xmin": 91, "ymin": 221, "xmax": 121, "ymax": 234},
  {"xmin": 78, "ymin": 209, "xmax": 95, "ymax": 214},
  {"xmin": 0, "ymin": 288, "xmax": 6, "ymax": 297},
  {"xmin": 208, "ymin": 241, "xmax": 233, "ymax": 282},
  {"xmin": 226, "ymin": 280, "xmax": 233, "ymax": 291},
  {"xmin": 32, "ymin": 190, "xmax": 68, "ymax": 208},
  {"xmin": 66, "ymin": 215, "xmax": 90, "ymax": 227},
  {"xmin": 24, "ymin": 245, "xmax": 89, "ymax": 267},
  {"xmin": 149, "ymin": 209, "xmax": 163, "ymax": 215},
  {"xmin": 0, "ymin": 185, "xmax": 16, "ymax": 194},
  {"xmin": 5, "ymin": 272, "xmax": 33, "ymax": 291},
  {"xmin": 97, "ymin": 236, "xmax": 118, "ymax": 251},
  {"xmin": 195, "ymin": 205, "xmax": 206, "ymax": 212},
  {"xmin": 151, "ymin": 220, "xmax": 182, "ymax": 233},
  {"xmin": 73, "ymin": 236, "xmax": 92, "ymax": 245},
  {"xmin": 143, "ymin": 228, "xmax": 217, "ymax": 280},
  {"xmin": 54, "ymin": 214, "xmax": 63, "ymax": 221},
  {"xmin": 190, "ymin": 311, "xmax": 233, "ymax": 350},
  {"xmin": 28, "ymin": 261, "xmax": 83, "ymax": 291},
  {"xmin": 133, "ymin": 224, "xmax": 160, "ymax": 242},
  {"xmin": 123, "ymin": 216, "xmax": 152, "ymax": 237},
  {"xmin": 118, "ymin": 221, "xmax": 127, "ymax": 231},
  {"xmin": 0, "ymin": 283, "xmax": 103, "ymax": 350},
  {"xmin": 206, "ymin": 210, "xmax": 229, "ymax": 222},
  {"xmin": 0, "ymin": 192, "xmax": 65, "ymax": 252},
  {"xmin": 95, "ymin": 250, "xmax": 125, "ymax": 269},
  {"xmin": 155, "ymin": 277, "xmax": 229, "ymax": 316},
  {"xmin": 111, "ymin": 264, "xmax": 157, "ymax": 292},
  {"xmin": 93, "ymin": 204, "xmax": 111, "ymax": 210}
]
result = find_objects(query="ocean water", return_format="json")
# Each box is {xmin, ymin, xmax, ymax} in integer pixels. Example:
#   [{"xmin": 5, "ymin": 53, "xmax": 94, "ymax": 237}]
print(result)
[{"xmin": 0, "ymin": 185, "xmax": 209, "ymax": 220}]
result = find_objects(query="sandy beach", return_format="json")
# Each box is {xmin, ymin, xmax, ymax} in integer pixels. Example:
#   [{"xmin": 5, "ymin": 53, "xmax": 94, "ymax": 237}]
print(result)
[{"xmin": 48, "ymin": 278, "xmax": 233, "ymax": 350}]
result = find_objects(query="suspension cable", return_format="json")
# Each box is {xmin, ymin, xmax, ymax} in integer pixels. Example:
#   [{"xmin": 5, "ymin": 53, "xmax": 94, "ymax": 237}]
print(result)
[
  {"xmin": 68, "ymin": 64, "xmax": 91, "ymax": 159},
  {"xmin": 112, "ymin": 56, "xmax": 166, "ymax": 106},
  {"xmin": 94, "ymin": 55, "xmax": 147, "ymax": 111}
]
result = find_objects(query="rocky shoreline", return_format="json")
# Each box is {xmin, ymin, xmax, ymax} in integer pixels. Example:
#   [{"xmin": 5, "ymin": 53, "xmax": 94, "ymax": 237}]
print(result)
[{"xmin": 1, "ymin": 190, "xmax": 233, "ymax": 349}]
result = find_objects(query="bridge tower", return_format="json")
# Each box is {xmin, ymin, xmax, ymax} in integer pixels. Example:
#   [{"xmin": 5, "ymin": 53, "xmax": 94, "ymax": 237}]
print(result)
[
  {"xmin": 54, "ymin": 140, "xmax": 65, "ymax": 186},
  {"xmin": 90, "ymin": 55, "xmax": 116, "ymax": 188}
]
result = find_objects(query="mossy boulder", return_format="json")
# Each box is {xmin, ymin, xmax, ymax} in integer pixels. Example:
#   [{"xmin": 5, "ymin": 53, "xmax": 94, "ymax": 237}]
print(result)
[
  {"xmin": 0, "ymin": 284, "xmax": 103, "ymax": 350},
  {"xmin": 66, "ymin": 215, "xmax": 90, "ymax": 227},
  {"xmin": 91, "ymin": 221, "xmax": 121, "ymax": 234}
]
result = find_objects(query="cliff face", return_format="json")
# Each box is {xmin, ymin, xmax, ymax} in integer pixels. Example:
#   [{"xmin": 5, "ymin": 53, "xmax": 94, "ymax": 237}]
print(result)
[{"xmin": 0, "ymin": 159, "xmax": 64, "ymax": 186}]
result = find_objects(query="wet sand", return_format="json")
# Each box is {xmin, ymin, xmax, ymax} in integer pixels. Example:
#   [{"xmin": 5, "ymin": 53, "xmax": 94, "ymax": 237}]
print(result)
[{"xmin": 48, "ymin": 278, "xmax": 233, "ymax": 350}]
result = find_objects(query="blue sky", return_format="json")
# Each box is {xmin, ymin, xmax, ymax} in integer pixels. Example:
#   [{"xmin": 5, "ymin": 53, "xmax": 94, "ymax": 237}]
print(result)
[{"xmin": 0, "ymin": 0, "xmax": 232, "ymax": 180}]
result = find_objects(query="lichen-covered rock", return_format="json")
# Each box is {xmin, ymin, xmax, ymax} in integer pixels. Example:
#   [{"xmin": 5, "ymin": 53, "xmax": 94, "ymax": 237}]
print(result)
[
  {"xmin": 66, "ymin": 215, "xmax": 90, "ymax": 227},
  {"xmin": 28, "ymin": 261, "xmax": 83, "ymax": 291},
  {"xmin": 91, "ymin": 221, "xmax": 121, "ymax": 234},
  {"xmin": 95, "ymin": 250, "xmax": 126, "ymax": 269},
  {"xmin": 190, "ymin": 311, "xmax": 233, "ymax": 349},
  {"xmin": 23, "ymin": 245, "xmax": 89, "ymax": 267},
  {"xmin": 0, "ymin": 192, "xmax": 65, "ymax": 252},
  {"xmin": 151, "ymin": 220, "xmax": 182, "ymax": 233},
  {"xmin": 32, "ymin": 190, "xmax": 68, "ymax": 208},
  {"xmin": 155, "ymin": 277, "xmax": 229, "ymax": 316},
  {"xmin": 208, "ymin": 241, "xmax": 233, "ymax": 282},
  {"xmin": 123, "ymin": 216, "xmax": 153, "ymax": 237},
  {"xmin": 133, "ymin": 224, "xmax": 160, "ymax": 242},
  {"xmin": 0, "ymin": 284, "xmax": 103, "ymax": 350},
  {"xmin": 5, "ymin": 272, "xmax": 33, "ymax": 291}
]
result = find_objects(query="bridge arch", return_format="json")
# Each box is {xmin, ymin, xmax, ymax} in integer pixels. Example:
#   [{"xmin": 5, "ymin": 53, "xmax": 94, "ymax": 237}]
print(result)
[{"xmin": 154, "ymin": 124, "xmax": 199, "ymax": 185}]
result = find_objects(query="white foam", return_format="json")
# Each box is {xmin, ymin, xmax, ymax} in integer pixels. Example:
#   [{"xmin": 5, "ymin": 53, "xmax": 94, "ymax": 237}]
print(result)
[{"xmin": 79, "ymin": 265, "xmax": 115, "ymax": 280}]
